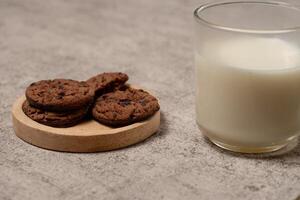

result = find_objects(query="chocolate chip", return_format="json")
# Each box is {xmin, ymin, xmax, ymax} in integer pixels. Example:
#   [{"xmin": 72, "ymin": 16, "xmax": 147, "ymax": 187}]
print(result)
[
  {"xmin": 58, "ymin": 91, "xmax": 65, "ymax": 96},
  {"xmin": 119, "ymin": 99, "xmax": 131, "ymax": 106},
  {"xmin": 139, "ymin": 99, "xmax": 147, "ymax": 106}
]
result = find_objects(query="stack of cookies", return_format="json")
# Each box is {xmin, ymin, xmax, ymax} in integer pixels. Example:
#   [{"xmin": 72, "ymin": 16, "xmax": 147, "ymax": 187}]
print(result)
[{"xmin": 23, "ymin": 72, "xmax": 160, "ymax": 128}]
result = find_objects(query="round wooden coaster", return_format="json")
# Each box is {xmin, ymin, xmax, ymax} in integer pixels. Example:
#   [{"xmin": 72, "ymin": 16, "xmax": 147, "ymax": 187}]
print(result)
[{"xmin": 12, "ymin": 96, "xmax": 160, "ymax": 152}]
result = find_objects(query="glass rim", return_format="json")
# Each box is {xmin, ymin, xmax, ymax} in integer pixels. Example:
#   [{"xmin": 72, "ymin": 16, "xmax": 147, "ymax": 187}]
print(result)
[{"xmin": 194, "ymin": 0, "xmax": 300, "ymax": 34}]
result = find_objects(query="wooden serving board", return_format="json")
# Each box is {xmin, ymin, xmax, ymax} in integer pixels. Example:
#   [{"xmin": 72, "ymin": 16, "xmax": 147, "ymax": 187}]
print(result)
[{"xmin": 12, "ymin": 96, "xmax": 160, "ymax": 152}]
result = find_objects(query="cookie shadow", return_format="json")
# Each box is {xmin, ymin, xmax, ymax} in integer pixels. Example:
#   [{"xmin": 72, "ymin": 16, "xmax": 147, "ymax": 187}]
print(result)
[
  {"xmin": 203, "ymin": 135, "xmax": 300, "ymax": 159},
  {"xmin": 124, "ymin": 111, "xmax": 168, "ymax": 149},
  {"xmin": 87, "ymin": 111, "xmax": 167, "ymax": 152}
]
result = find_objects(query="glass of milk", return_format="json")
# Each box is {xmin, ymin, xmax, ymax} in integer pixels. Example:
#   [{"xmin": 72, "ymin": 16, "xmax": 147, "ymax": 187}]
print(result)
[{"xmin": 194, "ymin": 1, "xmax": 300, "ymax": 153}]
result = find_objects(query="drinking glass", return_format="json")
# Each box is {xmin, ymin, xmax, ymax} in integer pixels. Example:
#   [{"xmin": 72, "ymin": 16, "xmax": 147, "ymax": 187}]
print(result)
[{"xmin": 194, "ymin": 1, "xmax": 300, "ymax": 153}]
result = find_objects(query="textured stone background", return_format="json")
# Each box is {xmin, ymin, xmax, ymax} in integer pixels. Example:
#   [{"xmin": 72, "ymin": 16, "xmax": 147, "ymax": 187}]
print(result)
[{"xmin": 0, "ymin": 0, "xmax": 300, "ymax": 199}]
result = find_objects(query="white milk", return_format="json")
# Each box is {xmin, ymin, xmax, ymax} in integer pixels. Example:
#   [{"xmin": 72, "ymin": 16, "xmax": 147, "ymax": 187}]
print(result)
[{"xmin": 196, "ymin": 37, "xmax": 300, "ymax": 146}]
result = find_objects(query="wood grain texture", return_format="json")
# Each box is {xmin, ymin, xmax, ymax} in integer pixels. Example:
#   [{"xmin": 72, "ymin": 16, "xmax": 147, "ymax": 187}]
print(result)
[{"xmin": 12, "ymin": 96, "xmax": 160, "ymax": 152}]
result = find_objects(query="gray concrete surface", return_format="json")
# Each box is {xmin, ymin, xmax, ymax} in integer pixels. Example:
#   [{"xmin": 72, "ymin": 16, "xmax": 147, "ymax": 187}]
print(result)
[{"xmin": 0, "ymin": 0, "xmax": 300, "ymax": 199}]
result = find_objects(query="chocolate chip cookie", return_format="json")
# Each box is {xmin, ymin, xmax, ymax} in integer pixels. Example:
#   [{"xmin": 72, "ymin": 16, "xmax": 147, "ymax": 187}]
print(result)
[
  {"xmin": 92, "ymin": 87, "xmax": 160, "ymax": 126},
  {"xmin": 26, "ymin": 79, "xmax": 94, "ymax": 112},
  {"xmin": 22, "ymin": 101, "xmax": 89, "ymax": 127},
  {"xmin": 86, "ymin": 72, "xmax": 128, "ymax": 96}
]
